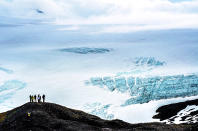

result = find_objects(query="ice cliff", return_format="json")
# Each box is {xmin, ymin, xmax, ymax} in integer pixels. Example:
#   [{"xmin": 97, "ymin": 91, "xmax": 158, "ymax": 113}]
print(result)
[{"xmin": 87, "ymin": 74, "xmax": 198, "ymax": 106}]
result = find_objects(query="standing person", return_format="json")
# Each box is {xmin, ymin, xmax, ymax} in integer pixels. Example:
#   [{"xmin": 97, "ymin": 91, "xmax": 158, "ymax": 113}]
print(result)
[
  {"xmin": 29, "ymin": 95, "xmax": 32, "ymax": 102},
  {"xmin": 38, "ymin": 94, "xmax": 41, "ymax": 103},
  {"xmin": 37, "ymin": 94, "xmax": 39, "ymax": 103},
  {"xmin": 34, "ymin": 95, "xmax": 37, "ymax": 102},
  {"xmin": 32, "ymin": 96, "xmax": 34, "ymax": 102},
  {"xmin": 42, "ymin": 94, "xmax": 45, "ymax": 103},
  {"xmin": 31, "ymin": 95, "xmax": 33, "ymax": 102},
  {"xmin": 39, "ymin": 95, "xmax": 41, "ymax": 103}
]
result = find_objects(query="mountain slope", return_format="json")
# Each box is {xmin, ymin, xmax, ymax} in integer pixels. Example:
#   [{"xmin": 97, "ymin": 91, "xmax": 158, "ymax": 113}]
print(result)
[{"xmin": 0, "ymin": 102, "xmax": 196, "ymax": 131}]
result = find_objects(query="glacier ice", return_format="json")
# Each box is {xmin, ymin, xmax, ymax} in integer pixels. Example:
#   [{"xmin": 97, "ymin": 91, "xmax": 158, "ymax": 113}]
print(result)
[
  {"xmin": 115, "ymin": 77, "xmax": 128, "ymax": 93},
  {"xmin": 58, "ymin": 47, "xmax": 111, "ymax": 54},
  {"xmin": 134, "ymin": 57, "xmax": 166, "ymax": 67},
  {"xmin": 83, "ymin": 102, "xmax": 114, "ymax": 120},
  {"xmin": 87, "ymin": 74, "xmax": 198, "ymax": 106},
  {"xmin": 116, "ymin": 57, "xmax": 166, "ymax": 77},
  {"xmin": 0, "ymin": 67, "xmax": 13, "ymax": 74},
  {"xmin": 90, "ymin": 77, "xmax": 104, "ymax": 88},
  {"xmin": 103, "ymin": 77, "xmax": 115, "ymax": 91},
  {"xmin": 0, "ymin": 80, "xmax": 26, "ymax": 103}
]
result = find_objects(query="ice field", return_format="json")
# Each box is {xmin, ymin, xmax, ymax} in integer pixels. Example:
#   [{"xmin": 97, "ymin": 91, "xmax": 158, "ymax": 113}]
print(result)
[{"xmin": 0, "ymin": 15, "xmax": 198, "ymax": 123}]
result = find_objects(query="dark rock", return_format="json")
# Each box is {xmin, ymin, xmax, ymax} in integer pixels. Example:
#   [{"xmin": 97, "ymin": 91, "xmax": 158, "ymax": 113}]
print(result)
[{"xmin": 0, "ymin": 102, "xmax": 196, "ymax": 131}]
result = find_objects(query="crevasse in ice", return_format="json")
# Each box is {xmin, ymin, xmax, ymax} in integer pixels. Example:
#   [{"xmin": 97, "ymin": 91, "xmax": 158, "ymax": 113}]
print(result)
[
  {"xmin": 134, "ymin": 57, "xmax": 166, "ymax": 67},
  {"xmin": 87, "ymin": 74, "xmax": 198, "ymax": 106}
]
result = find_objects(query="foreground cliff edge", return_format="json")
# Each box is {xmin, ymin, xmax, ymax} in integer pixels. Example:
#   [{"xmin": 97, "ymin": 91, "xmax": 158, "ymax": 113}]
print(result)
[{"xmin": 0, "ymin": 102, "xmax": 197, "ymax": 131}]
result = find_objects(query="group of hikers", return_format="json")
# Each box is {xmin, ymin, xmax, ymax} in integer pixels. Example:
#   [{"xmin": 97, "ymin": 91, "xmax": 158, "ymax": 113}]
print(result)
[{"xmin": 29, "ymin": 94, "xmax": 45, "ymax": 103}]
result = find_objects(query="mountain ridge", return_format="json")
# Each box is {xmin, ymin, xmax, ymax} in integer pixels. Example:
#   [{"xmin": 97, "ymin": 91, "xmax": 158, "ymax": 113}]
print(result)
[{"xmin": 0, "ymin": 102, "xmax": 196, "ymax": 131}]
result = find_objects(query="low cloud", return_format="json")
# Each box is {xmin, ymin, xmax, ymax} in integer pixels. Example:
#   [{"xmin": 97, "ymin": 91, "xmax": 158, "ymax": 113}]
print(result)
[{"xmin": 0, "ymin": 0, "xmax": 198, "ymax": 32}]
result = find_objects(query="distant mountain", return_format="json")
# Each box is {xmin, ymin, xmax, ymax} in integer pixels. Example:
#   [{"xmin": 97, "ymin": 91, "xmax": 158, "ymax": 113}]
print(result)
[{"xmin": 0, "ymin": 102, "xmax": 197, "ymax": 131}]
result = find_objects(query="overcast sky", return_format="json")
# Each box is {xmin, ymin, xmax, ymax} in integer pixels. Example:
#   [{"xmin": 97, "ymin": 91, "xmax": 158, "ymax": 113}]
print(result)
[{"xmin": 0, "ymin": 0, "xmax": 198, "ymax": 32}]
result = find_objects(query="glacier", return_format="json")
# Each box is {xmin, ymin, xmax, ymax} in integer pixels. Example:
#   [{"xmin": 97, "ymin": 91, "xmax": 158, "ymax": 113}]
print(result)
[
  {"xmin": 87, "ymin": 74, "xmax": 198, "ymax": 106},
  {"xmin": 0, "ymin": 80, "xmax": 26, "ymax": 103},
  {"xmin": 134, "ymin": 57, "xmax": 166, "ymax": 67},
  {"xmin": 0, "ymin": 67, "xmax": 13, "ymax": 74},
  {"xmin": 115, "ymin": 57, "xmax": 166, "ymax": 77},
  {"xmin": 83, "ymin": 102, "xmax": 114, "ymax": 120},
  {"xmin": 0, "ymin": 14, "xmax": 198, "ymax": 123},
  {"xmin": 58, "ymin": 47, "xmax": 111, "ymax": 54}
]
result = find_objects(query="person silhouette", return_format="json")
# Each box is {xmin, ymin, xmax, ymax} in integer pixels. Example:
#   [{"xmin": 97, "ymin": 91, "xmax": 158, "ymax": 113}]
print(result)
[
  {"xmin": 29, "ymin": 95, "xmax": 32, "ymax": 102},
  {"xmin": 38, "ymin": 94, "xmax": 41, "ymax": 103},
  {"xmin": 34, "ymin": 95, "xmax": 37, "ymax": 102},
  {"xmin": 31, "ymin": 95, "xmax": 34, "ymax": 102},
  {"xmin": 42, "ymin": 94, "xmax": 45, "ymax": 102}
]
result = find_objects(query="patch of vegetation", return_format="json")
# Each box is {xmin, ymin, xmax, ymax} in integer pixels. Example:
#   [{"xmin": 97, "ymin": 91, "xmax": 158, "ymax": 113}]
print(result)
[{"xmin": 0, "ymin": 113, "xmax": 7, "ymax": 123}]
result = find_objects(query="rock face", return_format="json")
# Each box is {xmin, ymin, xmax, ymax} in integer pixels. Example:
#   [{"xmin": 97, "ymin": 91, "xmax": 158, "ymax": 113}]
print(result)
[{"xmin": 0, "ymin": 102, "xmax": 195, "ymax": 131}]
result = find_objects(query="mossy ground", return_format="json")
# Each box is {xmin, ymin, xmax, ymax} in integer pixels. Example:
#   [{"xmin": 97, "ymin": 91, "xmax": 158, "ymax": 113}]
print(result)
[{"xmin": 0, "ymin": 112, "xmax": 6, "ymax": 123}]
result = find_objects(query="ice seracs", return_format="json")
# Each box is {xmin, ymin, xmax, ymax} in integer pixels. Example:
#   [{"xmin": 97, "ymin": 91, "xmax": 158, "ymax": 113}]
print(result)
[
  {"xmin": 134, "ymin": 57, "xmax": 166, "ymax": 67},
  {"xmin": 87, "ymin": 74, "xmax": 198, "ymax": 106}
]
